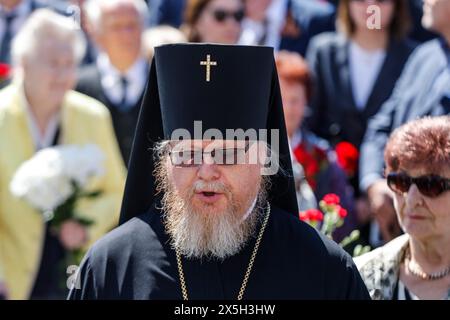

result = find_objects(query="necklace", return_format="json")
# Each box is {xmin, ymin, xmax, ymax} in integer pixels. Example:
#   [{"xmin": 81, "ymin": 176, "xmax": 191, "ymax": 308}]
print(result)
[
  {"xmin": 175, "ymin": 201, "xmax": 271, "ymax": 300},
  {"xmin": 405, "ymin": 248, "xmax": 450, "ymax": 281}
]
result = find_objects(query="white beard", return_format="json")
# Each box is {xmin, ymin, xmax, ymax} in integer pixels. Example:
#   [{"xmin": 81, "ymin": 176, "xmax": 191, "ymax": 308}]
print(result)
[{"xmin": 159, "ymin": 179, "xmax": 267, "ymax": 261}]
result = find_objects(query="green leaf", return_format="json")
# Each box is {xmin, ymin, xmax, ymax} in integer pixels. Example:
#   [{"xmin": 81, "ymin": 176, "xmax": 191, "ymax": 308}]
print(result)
[
  {"xmin": 353, "ymin": 244, "xmax": 363, "ymax": 257},
  {"xmin": 352, "ymin": 244, "xmax": 371, "ymax": 257}
]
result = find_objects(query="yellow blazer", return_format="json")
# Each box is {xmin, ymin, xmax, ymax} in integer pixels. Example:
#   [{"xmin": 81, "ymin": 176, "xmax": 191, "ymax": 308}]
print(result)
[{"xmin": 0, "ymin": 83, "xmax": 126, "ymax": 299}]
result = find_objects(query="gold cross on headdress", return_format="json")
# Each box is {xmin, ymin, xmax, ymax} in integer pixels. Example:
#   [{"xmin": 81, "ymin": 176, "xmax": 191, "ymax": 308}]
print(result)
[{"xmin": 200, "ymin": 55, "xmax": 217, "ymax": 82}]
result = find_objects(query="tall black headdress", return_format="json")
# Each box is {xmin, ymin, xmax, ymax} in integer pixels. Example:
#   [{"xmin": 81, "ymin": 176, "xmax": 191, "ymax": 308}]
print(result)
[{"xmin": 119, "ymin": 44, "xmax": 298, "ymax": 225}]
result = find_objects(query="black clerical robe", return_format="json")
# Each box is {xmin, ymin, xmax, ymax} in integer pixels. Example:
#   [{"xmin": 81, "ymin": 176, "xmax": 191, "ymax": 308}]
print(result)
[{"xmin": 68, "ymin": 205, "xmax": 370, "ymax": 300}]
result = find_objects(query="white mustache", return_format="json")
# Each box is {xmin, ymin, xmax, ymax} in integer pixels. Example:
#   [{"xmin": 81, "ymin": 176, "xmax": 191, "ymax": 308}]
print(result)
[{"xmin": 192, "ymin": 181, "xmax": 230, "ymax": 194}]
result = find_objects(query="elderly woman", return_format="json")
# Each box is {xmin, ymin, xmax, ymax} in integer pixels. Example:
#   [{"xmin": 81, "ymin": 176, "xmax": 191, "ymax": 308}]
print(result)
[
  {"xmin": 0, "ymin": 9, "xmax": 125, "ymax": 299},
  {"xmin": 355, "ymin": 116, "xmax": 450, "ymax": 300},
  {"xmin": 182, "ymin": 0, "xmax": 244, "ymax": 44}
]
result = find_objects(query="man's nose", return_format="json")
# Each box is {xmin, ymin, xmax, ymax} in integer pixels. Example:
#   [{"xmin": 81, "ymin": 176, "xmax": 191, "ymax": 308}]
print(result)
[{"xmin": 197, "ymin": 161, "xmax": 220, "ymax": 181}]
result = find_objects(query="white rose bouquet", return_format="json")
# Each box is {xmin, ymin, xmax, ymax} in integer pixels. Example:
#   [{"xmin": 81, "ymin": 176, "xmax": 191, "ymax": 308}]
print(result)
[{"xmin": 10, "ymin": 144, "xmax": 105, "ymax": 264}]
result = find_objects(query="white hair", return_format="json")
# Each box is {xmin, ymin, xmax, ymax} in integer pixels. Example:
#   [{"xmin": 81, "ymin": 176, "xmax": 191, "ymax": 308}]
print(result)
[
  {"xmin": 11, "ymin": 9, "xmax": 86, "ymax": 67},
  {"xmin": 84, "ymin": 0, "xmax": 149, "ymax": 32}
]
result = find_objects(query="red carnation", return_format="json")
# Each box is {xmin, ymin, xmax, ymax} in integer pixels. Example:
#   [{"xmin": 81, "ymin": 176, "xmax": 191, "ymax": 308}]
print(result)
[
  {"xmin": 299, "ymin": 209, "xmax": 323, "ymax": 222},
  {"xmin": 337, "ymin": 206, "xmax": 348, "ymax": 219},
  {"xmin": 294, "ymin": 143, "xmax": 321, "ymax": 190},
  {"xmin": 309, "ymin": 209, "xmax": 324, "ymax": 222},
  {"xmin": 299, "ymin": 211, "xmax": 310, "ymax": 221},
  {"xmin": 323, "ymin": 193, "xmax": 340, "ymax": 206},
  {"xmin": 0, "ymin": 63, "xmax": 10, "ymax": 80},
  {"xmin": 335, "ymin": 141, "xmax": 359, "ymax": 178}
]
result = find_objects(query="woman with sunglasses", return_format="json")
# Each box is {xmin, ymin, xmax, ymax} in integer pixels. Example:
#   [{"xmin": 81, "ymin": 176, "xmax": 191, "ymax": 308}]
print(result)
[
  {"xmin": 182, "ymin": 0, "xmax": 244, "ymax": 44},
  {"xmin": 355, "ymin": 116, "xmax": 450, "ymax": 300}
]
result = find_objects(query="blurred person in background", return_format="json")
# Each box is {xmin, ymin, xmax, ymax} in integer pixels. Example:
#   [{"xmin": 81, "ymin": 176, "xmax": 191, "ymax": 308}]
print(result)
[
  {"xmin": 239, "ymin": 0, "xmax": 335, "ymax": 56},
  {"xmin": 182, "ymin": 0, "xmax": 243, "ymax": 44},
  {"xmin": 306, "ymin": 0, "xmax": 417, "ymax": 248},
  {"xmin": 356, "ymin": 116, "xmax": 450, "ymax": 300},
  {"xmin": 76, "ymin": 0, "xmax": 150, "ymax": 166},
  {"xmin": 275, "ymin": 50, "xmax": 357, "ymax": 242},
  {"xmin": 360, "ymin": 0, "xmax": 450, "ymax": 249},
  {"xmin": 0, "ymin": 9, "xmax": 125, "ymax": 299},
  {"xmin": 0, "ymin": 0, "xmax": 69, "ymax": 64}
]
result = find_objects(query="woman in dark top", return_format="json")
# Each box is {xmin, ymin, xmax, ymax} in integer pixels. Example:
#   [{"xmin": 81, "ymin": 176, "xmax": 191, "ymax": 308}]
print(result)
[
  {"xmin": 306, "ymin": 0, "xmax": 416, "ymax": 151},
  {"xmin": 305, "ymin": 0, "xmax": 417, "ymax": 247}
]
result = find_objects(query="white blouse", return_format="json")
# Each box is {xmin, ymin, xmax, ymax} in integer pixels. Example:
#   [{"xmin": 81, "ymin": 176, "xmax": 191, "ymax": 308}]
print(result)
[{"xmin": 349, "ymin": 41, "xmax": 386, "ymax": 110}]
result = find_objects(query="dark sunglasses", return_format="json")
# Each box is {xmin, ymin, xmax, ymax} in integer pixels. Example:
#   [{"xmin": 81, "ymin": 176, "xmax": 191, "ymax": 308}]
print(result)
[
  {"xmin": 387, "ymin": 172, "xmax": 450, "ymax": 198},
  {"xmin": 211, "ymin": 8, "xmax": 245, "ymax": 23},
  {"xmin": 169, "ymin": 142, "xmax": 251, "ymax": 167}
]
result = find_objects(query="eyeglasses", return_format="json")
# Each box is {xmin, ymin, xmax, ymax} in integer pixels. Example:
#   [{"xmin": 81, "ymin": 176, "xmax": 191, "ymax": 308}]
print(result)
[
  {"xmin": 387, "ymin": 172, "xmax": 450, "ymax": 198},
  {"xmin": 169, "ymin": 143, "xmax": 251, "ymax": 167},
  {"xmin": 210, "ymin": 8, "xmax": 245, "ymax": 23}
]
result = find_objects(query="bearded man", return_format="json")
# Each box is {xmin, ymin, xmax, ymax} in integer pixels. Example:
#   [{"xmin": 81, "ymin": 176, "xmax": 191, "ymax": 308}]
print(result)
[{"xmin": 68, "ymin": 44, "xmax": 370, "ymax": 300}]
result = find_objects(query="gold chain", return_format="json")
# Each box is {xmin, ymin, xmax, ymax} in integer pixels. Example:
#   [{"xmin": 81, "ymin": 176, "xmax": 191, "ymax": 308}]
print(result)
[
  {"xmin": 176, "ymin": 245, "xmax": 189, "ymax": 300},
  {"xmin": 175, "ymin": 201, "xmax": 271, "ymax": 300}
]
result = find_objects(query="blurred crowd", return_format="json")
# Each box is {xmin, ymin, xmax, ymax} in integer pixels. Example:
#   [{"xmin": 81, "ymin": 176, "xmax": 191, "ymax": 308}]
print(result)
[{"xmin": 0, "ymin": 0, "xmax": 449, "ymax": 300}]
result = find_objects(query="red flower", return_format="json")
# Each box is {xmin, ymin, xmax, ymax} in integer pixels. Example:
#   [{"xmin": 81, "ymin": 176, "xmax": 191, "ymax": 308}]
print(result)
[
  {"xmin": 0, "ymin": 63, "xmax": 10, "ymax": 80},
  {"xmin": 337, "ymin": 206, "xmax": 348, "ymax": 219},
  {"xmin": 323, "ymin": 193, "xmax": 340, "ymax": 206},
  {"xmin": 299, "ymin": 209, "xmax": 323, "ymax": 222},
  {"xmin": 299, "ymin": 211, "xmax": 310, "ymax": 221},
  {"xmin": 293, "ymin": 142, "xmax": 328, "ymax": 191},
  {"xmin": 309, "ymin": 209, "xmax": 324, "ymax": 222},
  {"xmin": 335, "ymin": 141, "xmax": 359, "ymax": 177}
]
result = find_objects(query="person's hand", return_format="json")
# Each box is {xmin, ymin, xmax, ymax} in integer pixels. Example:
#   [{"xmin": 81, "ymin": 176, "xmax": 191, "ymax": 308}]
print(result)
[
  {"xmin": 0, "ymin": 281, "xmax": 9, "ymax": 300},
  {"xmin": 367, "ymin": 179, "xmax": 402, "ymax": 242},
  {"xmin": 59, "ymin": 220, "xmax": 88, "ymax": 250}
]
